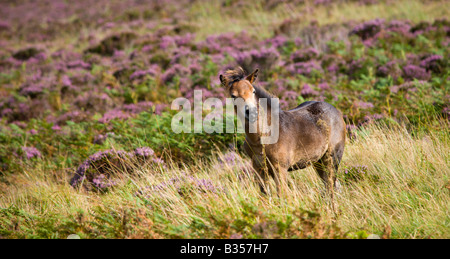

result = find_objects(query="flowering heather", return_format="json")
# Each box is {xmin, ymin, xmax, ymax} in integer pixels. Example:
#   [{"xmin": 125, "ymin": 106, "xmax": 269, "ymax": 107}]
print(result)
[
  {"xmin": 360, "ymin": 114, "xmax": 385, "ymax": 127},
  {"xmin": 287, "ymin": 61, "xmax": 323, "ymax": 76},
  {"xmin": 19, "ymin": 84, "xmax": 46, "ymax": 97},
  {"xmin": 317, "ymin": 82, "xmax": 330, "ymax": 90},
  {"xmin": 22, "ymin": 146, "xmax": 41, "ymax": 159},
  {"xmin": 54, "ymin": 110, "xmax": 85, "ymax": 124},
  {"xmin": 98, "ymin": 109, "xmax": 130, "ymax": 124},
  {"xmin": 0, "ymin": 21, "xmax": 10, "ymax": 31},
  {"xmin": 349, "ymin": 18, "xmax": 384, "ymax": 41},
  {"xmin": 419, "ymin": 55, "xmax": 443, "ymax": 73},
  {"xmin": 386, "ymin": 20, "xmax": 412, "ymax": 37},
  {"xmin": 92, "ymin": 174, "xmax": 116, "ymax": 190},
  {"xmin": 154, "ymin": 103, "xmax": 168, "ymax": 115},
  {"xmin": 70, "ymin": 149, "xmax": 131, "ymax": 190},
  {"xmin": 66, "ymin": 60, "xmax": 91, "ymax": 70},
  {"xmin": 356, "ymin": 101, "xmax": 374, "ymax": 109},
  {"xmin": 122, "ymin": 102, "xmax": 154, "ymax": 114},
  {"xmin": 300, "ymin": 84, "xmax": 319, "ymax": 96},
  {"xmin": 376, "ymin": 60, "xmax": 402, "ymax": 79},
  {"xmin": 159, "ymin": 34, "xmax": 194, "ymax": 50},
  {"xmin": 162, "ymin": 64, "xmax": 190, "ymax": 83},
  {"xmin": 390, "ymin": 80, "xmax": 428, "ymax": 94},
  {"xmin": 402, "ymin": 65, "xmax": 431, "ymax": 81},
  {"xmin": 265, "ymin": 35, "xmax": 287, "ymax": 49},
  {"xmin": 232, "ymin": 47, "xmax": 280, "ymax": 73},
  {"xmin": 51, "ymin": 124, "xmax": 61, "ymax": 131},
  {"xmin": 159, "ymin": 36, "xmax": 176, "ymax": 50},
  {"xmin": 283, "ymin": 90, "xmax": 299, "ymax": 101},
  {"xmin": 290, "ymin": 48, "xmax": 319, "ymax": 62},
  {"xmin": 70, "ymin": 145, "xmax": 167, "ymax": 191},
  {"xmin": 346, "ymin": 124, "xmax": 358, "ymax": 139},
  {"xmin": 443, "ymin": 106, "xmax": 450, "ymax": 119},
  {"xmin": 134, "ymin": 147, "xmax": 155, "ymax": 157},
  {"xmin": 61, "ymin": 75, "xmax": 72, "ymax": 87},
  {"xmin": 129, "ymin": 66, "xmax": 159, "ymax": 80},
  {"xmin": 197, "ymin": 31, "xmax": 254, "ymax": 54}
]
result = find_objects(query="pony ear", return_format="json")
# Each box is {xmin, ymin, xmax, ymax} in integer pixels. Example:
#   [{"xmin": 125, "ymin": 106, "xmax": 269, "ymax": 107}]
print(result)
[
  {"xmin": 219, "ymin": 74, "xmax": 227, "ymax": 87},
  {"xmin": 246, "ymin": 69, "xmax": 259, "ymax": 83}
]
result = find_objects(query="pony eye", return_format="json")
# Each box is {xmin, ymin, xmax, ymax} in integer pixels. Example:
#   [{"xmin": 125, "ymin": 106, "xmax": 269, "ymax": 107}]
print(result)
[{"xmin": 253, "ymin": 89, "xmax": 256, "ymax": 94}]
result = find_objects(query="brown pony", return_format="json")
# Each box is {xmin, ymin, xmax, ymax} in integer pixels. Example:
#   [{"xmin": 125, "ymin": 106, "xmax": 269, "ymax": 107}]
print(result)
[{"xmin": 220, "ymin": 67, "xmax": 346, "ymax": 201}]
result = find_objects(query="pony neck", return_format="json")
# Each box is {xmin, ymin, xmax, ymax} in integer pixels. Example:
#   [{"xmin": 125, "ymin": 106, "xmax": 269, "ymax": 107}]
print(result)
[{"xmin": 244, "ymin": 93, "xmax": 274, "ymax": 145}]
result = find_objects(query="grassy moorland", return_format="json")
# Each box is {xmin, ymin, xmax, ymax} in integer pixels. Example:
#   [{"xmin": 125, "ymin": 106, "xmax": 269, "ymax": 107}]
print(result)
[{"xmin": 0, "ymin": 0, "xmax": 449, "ymax": 239}]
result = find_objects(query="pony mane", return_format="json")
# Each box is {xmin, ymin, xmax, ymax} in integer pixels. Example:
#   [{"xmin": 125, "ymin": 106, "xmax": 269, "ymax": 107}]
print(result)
[
  {"xmin": 222, "ymin": 67, "xmax": 246, "ymax": 87},
  {"xmin": 254, "ymin": 85, "xmax": 275, "ymax": 100}
]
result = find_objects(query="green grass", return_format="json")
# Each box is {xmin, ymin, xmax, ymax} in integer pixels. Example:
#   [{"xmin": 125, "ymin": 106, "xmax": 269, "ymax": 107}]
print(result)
[
  {"xmin": 188, "ymin": 0, "xmax": 450, "ymax": 40},
  {"xmin": 1, "ymin": 121, "xmax": 449, "ymax": 238}
]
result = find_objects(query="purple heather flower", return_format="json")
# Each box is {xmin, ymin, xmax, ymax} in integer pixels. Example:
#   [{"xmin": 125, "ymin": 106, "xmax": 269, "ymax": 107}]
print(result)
[
  {"xmin": 230, "ymin": 233, "xmax": 243, "ymax": 239},
  {"xmin": 70, "ymin": 149, "xmax": 132, "ymax": 188},
  {"xmin": 22, "ymin": 146, "xmax": 41, "ymax": 159},
  {"xmin": 300, "ymin": 84, "xmax": 319, "ymax": 96},
  {"xmin": 66, "ymin": 60, "xmax": 91, "ymax": 70},
  {"xmin": 154, "ymin": 103, "xmax": 167, "ymax": 115},
  {"xmin": 162, "ymin": 64, "xmax": 190, "ymax": 83},
  {"xmin": 356, "ymin": 101, "xmax": 374, "ymax": 109},
  {"xmin": 419, "ymin": 55, "xmax": 443, "ymax": 73},
  {"xmin": 350, "ymin": 19, "xmax": 384, "ymax": 41},
  {"xmin": 390, "ymin": 80, "xmax": 428, "ymax": 94},
  {"xmin": 160, "ymin": 35, "xmax": 176, "ymax": 50},
  {"xmin": 386, "ymin": 20, "xmax": 412, "ymax": 37},
  {"xmin": 283, "ymin": 90, "xmax": 299, "ymax": 101},
  {"xmin": 290, "ymin": 47, "xmax": 319, "ymax": 62},
  {"xmin": 92, "ymin": 174, "xmax": 115, "ymax": 190},
  {"xmin": 61, "ymin": 75, "xmax": 72, "ymax": 87},
  {"xmin": 98, "ymin": 109, "xmax": 130, "ymax": 123},
  {"xmin": 327, "ymin": 63, "xmax": 339, "ymax": 74},
  {"xmin": 151, "ymin": 157, "xmax": 165, "ymax": 165},
  {"xmin": 134, "ymin": 147, "xmax": 155, "ymax": 157},
  {"xmin": 122, "ymin": 101, "xmax": 154, "ymax": 114},
  {"xmin": 220, "ymin": 151, "xmax": 239, "ymax": 166},
  {"xmin": 317, "ymin": 82, "xmax": 330, "ymax": 90},
  {"xmin": 232, "ymin": 47, "xmax": 280, "ymax": 72},
  {"xmin": 1, "ymin": 108, "xmax": 13, "ymax": 117},
  {"xmin": 129, "ymin": 65, "xmax": 159, "ymax": 80},
  {"xmin": 402, "ymin": 64, "xmax": 431, "ymax": 81},
  {"xmin": 265, "ymin": 35, "xmax": 287, "ymax": 49},
  {"xmin": 294, "ymin": 37, "xmax": 303, "ymax": 46},
  {"xmin": 287, "ymin": 61, "xmax": 323, "ymax": 76},
  {"xmin": 20, "ymin": 84, "xmax": 45, "ymax": 97},
  {"xmin": 0, "ymin": 21, "xmax": 10, "ymax": 31}
]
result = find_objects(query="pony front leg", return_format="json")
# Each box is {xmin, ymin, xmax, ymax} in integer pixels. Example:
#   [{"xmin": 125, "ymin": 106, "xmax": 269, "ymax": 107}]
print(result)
[{"xmin": 252, "ymin": 155, "xmax": 269, "ymax": 195}]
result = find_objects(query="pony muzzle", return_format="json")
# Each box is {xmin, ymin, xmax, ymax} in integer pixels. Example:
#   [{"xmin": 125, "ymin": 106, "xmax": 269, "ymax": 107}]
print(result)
[{"xmin": 244, "ymin": 104, "xmax": 258, "ymax": 123}]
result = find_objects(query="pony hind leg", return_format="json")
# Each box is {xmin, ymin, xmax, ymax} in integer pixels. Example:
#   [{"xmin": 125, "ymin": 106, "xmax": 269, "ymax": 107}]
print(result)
[
  {"xmin": 313, "ymin": 151, "xmax": 337, "ymax": 211},
  {"xmin": 331, "ymin": 141, "xmax": 345, "ymax": 193}
]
